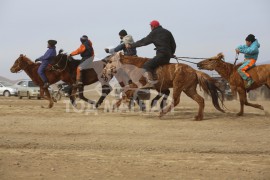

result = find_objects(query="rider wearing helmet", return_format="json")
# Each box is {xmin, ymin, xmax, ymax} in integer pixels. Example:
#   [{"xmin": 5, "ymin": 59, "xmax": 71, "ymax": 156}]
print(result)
[{"xmin": 69, "ymin": 35, "xmax": 95, "ymax": 87}]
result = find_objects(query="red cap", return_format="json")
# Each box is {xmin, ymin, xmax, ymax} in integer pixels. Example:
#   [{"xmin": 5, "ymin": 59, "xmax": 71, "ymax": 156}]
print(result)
[{"xmin": 150, "ymin": 20, "xmax": 160, "ymax": 28}]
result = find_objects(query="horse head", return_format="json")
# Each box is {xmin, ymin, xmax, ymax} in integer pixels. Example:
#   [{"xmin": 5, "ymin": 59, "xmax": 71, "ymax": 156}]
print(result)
[
  {"xmin": 102, "ymin": 52, "xmax": 122, "ymax": 81},
  {"xmin": 10, "ymin": 54, "xmax": 34, "ymax": 73},
  {"xmin": 197, "ymin": 53, "xmax": 224, "ymax": 71}
]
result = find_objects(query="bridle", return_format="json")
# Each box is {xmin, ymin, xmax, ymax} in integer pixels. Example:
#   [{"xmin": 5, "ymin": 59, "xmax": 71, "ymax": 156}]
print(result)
[{"xmin": 14, "ymin": 56, "xmax": 30, "ymax": 73}]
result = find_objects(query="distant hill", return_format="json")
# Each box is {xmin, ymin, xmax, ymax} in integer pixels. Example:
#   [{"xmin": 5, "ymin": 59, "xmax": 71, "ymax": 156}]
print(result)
[{"xmin": 0, "ymin": 76, "xmax": 24, "ymax": 84}]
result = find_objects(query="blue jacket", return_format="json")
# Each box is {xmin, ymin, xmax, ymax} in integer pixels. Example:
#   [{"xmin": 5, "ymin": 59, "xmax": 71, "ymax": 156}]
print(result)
[
  {"xmin": 39, "ymin": 47, "xmax": 57, "ymax": 63},
  {"xmin": 237, "ymin": 40, "xmax": 260, "ymax": 60}
]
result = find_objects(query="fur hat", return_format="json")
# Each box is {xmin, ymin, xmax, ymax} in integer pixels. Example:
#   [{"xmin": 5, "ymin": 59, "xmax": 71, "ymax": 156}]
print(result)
[
  {"xmin": 245, "ymin": 34, "xmax": 256, "ymax": 42},
  {"xmin": 48, "ymin": 40, "xmax": 57, "ymax": 46}
]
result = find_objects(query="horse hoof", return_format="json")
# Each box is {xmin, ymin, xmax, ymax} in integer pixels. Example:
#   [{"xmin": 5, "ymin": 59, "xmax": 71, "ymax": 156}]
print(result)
[
  {"xmin": 259, "ymin": 106, "xmax": 264, "ymax": 110},
  {"xmin": 237, "ymin": 112, "xmax": 243, "ymax": 116},
  {"xmin": 194, "ymin": 116, "xmax": 203, "ymax": 121}
]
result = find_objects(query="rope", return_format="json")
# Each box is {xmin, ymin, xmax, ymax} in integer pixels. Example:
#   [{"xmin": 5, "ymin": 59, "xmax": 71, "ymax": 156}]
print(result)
[
  {"xmin": 175, "ymin": 56, "xmax": 209, "ymax": 60},
  {"xmin": 174, "ymin": 57, "xmax": 198, "ymax": 65}
]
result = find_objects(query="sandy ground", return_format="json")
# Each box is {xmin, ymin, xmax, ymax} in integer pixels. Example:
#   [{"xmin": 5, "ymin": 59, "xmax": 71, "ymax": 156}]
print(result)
[{"xmin": 0, "ymin": 86, "xmax": 270, "ymax": 180}]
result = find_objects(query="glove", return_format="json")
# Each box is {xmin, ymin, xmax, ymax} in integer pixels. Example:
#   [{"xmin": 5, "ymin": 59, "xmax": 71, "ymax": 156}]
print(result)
[
  {"xmin": 171, "ymin": 54, "xmax": 176, "ymax": 58},
  {"xmin": 35, "ymin": 59, "xmax": 40, "ymax": 63},
  {"xmin": 105, "ymin": 48, "xmax": 109, "ymax": 53}
]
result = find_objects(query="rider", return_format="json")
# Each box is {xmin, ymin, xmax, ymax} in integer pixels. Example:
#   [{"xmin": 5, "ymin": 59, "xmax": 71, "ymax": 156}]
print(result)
[
  {"xmin": 236, "ymin": 34, "xmax": 260, "ymax": 88},
  {"xmin": 126, "ymin": 20, "xmax": 176, "ymax": 89},
  {"xmin": 105, "ymin": 29, "xmax": 137, "ymax": 56},
  {"xmin": 69, "ymin": 35, "xmax": 95, "ymax": 87},
  {"xmin": 35, "ymin": 40, "xmax": 57, "ymax": 88}
]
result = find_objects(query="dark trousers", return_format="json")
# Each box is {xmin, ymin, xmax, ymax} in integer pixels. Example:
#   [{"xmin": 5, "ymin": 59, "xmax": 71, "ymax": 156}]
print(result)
[{"xmin": 142, "ymin": 53, "xmax": 171, "ymax": 73}]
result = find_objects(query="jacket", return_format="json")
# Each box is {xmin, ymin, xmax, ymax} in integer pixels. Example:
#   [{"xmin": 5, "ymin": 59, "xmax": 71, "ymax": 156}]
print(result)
[
  {"xmin": 109, "ymin": 35, "xmax": 137, "ymax": 56},
  {"xmin": 237, "ymin": 40, "xmax": 260, "ymax": 60},
  {"xmin": 38, "ymin": 47, "xmax": 56, "ymax": 63},
  {"xmin": 71, "ymin": 40, "xmax": 94, "ymax": 58},
  {"xmin": 131, "ymin": 26, "xmax": 176, "ymax": 56}
]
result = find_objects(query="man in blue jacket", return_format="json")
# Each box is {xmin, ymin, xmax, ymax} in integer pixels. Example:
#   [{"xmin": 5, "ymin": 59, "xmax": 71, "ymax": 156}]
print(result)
[
  {"xmin": 236, "ymin": 34, "xmax": 260, "ymax": 88},
  {"xmin": 35, "ymin": 40, "xmax": 57, "ymax": 88}
]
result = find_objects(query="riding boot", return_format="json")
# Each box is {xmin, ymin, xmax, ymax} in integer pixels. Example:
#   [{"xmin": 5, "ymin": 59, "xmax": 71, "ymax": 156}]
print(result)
[
  {"xmin": 73, "ymin": 70, "xmax": 83, "ymax": 88},
  {"xmin": 141, "ymin": 72, "xmax": 158, "ymax": 89},
  {"xmin": 246, "ymin": 77, "xmax": 254, "ymax": 88}
]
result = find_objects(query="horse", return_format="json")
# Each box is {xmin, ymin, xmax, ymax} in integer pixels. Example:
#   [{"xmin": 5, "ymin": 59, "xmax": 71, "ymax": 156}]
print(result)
[
  {"xmin": 197, "ymin": 53, "xmax": 270, "ymax": 116},
  {"xmin": 10, "ymin": 54, "xmax": 75, "ymax": 108},
  {"xmin": 50, "ymin": 53, "xmax": 147, "ymax": 110},
  {"xmin": 102, "ymin": 52, "xmax": 225, "ymax": 120}
]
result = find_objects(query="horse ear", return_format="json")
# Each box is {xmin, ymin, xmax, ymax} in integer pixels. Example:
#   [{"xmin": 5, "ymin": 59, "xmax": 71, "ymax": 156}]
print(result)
[
  {"xmin": 217, "ymin": 53, "xmax": 224, "ymax": 60},
  {"xmin": 20, "ymin": 54, "xmax": 23, "ymax": 57}
]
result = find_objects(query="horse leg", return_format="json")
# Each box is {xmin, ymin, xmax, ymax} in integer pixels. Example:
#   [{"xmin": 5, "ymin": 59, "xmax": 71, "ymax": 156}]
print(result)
[
  {"xmin": 78, "ymin": 86, "xmax": 95, "ymax": 105},
  {"xmin": 135, "ymin": 97, "xmax": 146, "ymax": 112},
  {"xmin": 69, "ymin": 86, "xmax": 77, "ymax": 107},
  {"xmin": 95, "ymin": 85, "xmax": 112, "ymax": 108},
  {"xmin": 151, "ymin": 94, "xmax": 162, "ymax": 109},
  {"xmin": 160, "ymin": 89, "xmax": 170, "ymax": 111},
  {"xmin": 184, "ymin": 88, "xmax": 205, "ymax": 121},
  {"xmin": 42, "ymin": 88, "xmax": 53, "ymax": 108},
  {"xmin": 159, "ymin": 88, "xmax": 182, "ymax": 117},
  {"xmin": 237, "ymin": 88, "xmax": 264, "ymax": 116}
]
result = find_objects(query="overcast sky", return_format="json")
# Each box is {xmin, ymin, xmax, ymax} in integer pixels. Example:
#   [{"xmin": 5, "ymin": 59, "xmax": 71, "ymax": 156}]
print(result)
[{"xmin": 0, "ymin": 0, "xmax": 269, "ymax": 80}]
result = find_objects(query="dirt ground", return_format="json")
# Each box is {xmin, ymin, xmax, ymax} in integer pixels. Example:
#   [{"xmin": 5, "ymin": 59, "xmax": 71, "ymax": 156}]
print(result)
[{"xmin": 0, "ymin": 87, "xmax": 270, "ymax": 180}]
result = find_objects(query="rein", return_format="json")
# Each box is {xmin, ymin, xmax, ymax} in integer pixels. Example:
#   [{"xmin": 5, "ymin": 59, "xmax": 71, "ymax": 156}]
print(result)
[
  {"xmin": 51, "ymin": 54, "xmax": 68, "ymax": 72},
  {"xmin": 174, "ymin": 57, "xmax": 198, "ymax": 65}
]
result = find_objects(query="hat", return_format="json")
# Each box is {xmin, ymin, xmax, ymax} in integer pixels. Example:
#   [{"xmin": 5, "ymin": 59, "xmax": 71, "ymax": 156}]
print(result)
[
  {"xmin": 80, "ymin": 35, "xmax": 88, "ymax": 42},
  {"xmin": 48, "ymin": 40, "xmax": 57, "ymax": 46},
  {"xmin": 119, "ymin": 30, "xmax": 127, "ymax": 36},
  {"xmin": 245, "ymin": 34, "xmax": 256, "ymax": 42},
  {"xmin": 150, "ymin": 20, "xmax": 160, "ymax": 28}
]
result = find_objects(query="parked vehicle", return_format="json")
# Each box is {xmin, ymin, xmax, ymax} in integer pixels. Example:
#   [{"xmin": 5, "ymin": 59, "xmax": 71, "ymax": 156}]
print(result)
[
  {"xmin": 0, "ymin": 81, "xmax": 17, "ymax": 97},
  {"xmin": 14, "ymin": 80, "xmax": 41, "ymax": 99}
]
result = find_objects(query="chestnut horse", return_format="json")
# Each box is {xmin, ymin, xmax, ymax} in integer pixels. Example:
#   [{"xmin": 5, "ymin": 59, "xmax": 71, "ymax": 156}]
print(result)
[
  {"xmin": 197, "ymin": 53, "xmax": 270, "ymax": 116},
  {"xmin": 10, "ymin": 54, "xmax": 75, "ymax": 108},
  {"xmin": 103, "ymin": 53, "xmax": 225, "ymax": 120}
]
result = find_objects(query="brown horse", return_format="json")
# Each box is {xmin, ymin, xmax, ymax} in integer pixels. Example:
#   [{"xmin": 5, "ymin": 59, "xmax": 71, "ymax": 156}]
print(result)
[
  {"xmin": 51, "ymin": 53, "xmax": 149, "ymax": 110},
  {"xmin": 197, "ymin": 53, "xmax": 270, "ymax": 116},
  {"xmin": 102, "ymin": 53, "xmax": 225, "ymax": 120},
  {"xmin": 10, "ymin": 54, "xmax": 75, "ymax": 108}
]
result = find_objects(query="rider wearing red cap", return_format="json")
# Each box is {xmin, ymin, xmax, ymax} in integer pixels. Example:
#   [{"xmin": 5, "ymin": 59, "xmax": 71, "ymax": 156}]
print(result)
[{"xmin": 126, "ymin": 20, "xmax": 176, "ymax": 89}]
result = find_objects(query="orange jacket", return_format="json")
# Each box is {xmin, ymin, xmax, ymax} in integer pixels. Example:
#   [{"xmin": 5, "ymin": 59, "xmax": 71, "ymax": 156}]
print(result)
[{"xmin": 70, "ymin": 40, "xmax": 94, "ymax": 56}]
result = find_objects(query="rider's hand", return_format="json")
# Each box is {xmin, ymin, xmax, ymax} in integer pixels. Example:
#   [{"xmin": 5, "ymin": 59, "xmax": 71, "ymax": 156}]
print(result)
[
  {"xmin": 67, "ymin": 54, "xmax": 73, "ymax": 61},
  {"xmin": 235, "ymin": 49, "xmax": 240, "ymax": 54},
  {"xmin": 171, "ymin": 54, "xmax": 176, "ymax": 58},
  {"xmin": 35, "ymin": 59, "xmax": 40, "ymax": 63},
  {"xmin": 104, "ymin": 48, "xmax": 109, "ymax": 53}
]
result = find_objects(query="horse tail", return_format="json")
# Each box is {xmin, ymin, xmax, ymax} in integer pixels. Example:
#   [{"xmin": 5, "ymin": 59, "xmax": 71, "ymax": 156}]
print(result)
[{"xmin": 195, "ymin": 71, "xmax": 225, "ymax": 113}]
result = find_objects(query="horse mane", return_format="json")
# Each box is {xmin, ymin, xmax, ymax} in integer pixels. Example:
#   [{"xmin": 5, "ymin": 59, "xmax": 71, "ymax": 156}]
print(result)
[
  {"xmin": 212, "ymin": 53, "xmax": 235, "ymax": 80},
  {"xmin": 20, "ymin": 54, "xmax": 34, "ymax": 65},
  {"xmin": 119, "ymin": 53, "xmax": 149, "ymax": 68}
]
